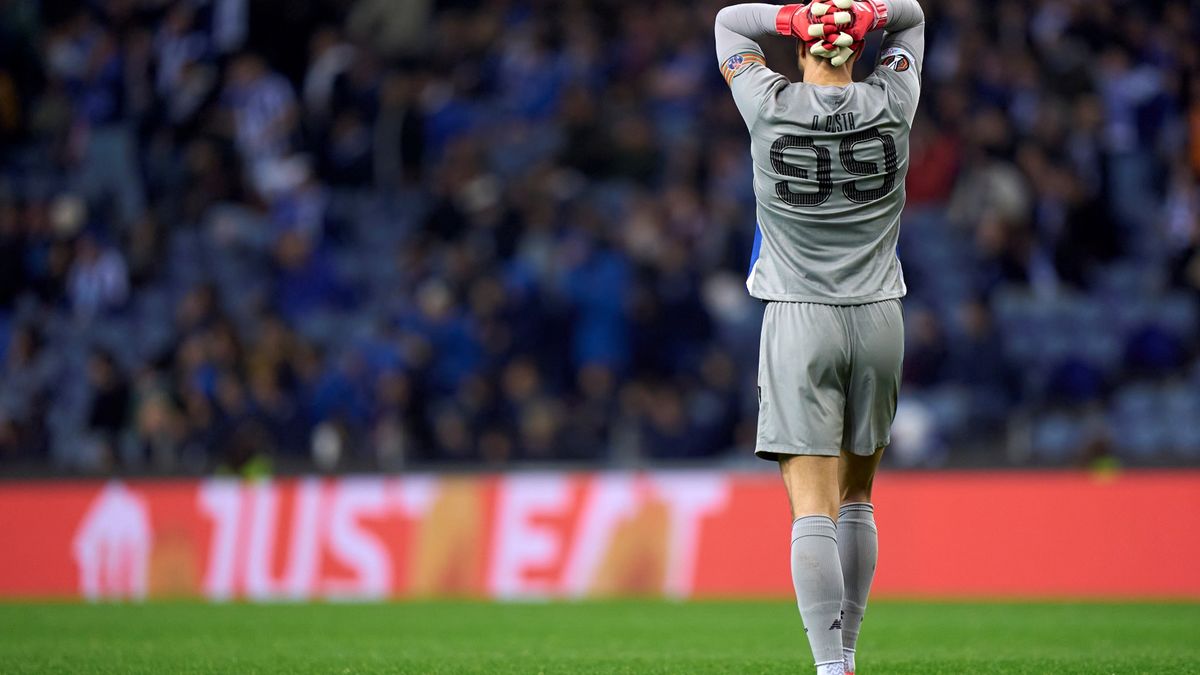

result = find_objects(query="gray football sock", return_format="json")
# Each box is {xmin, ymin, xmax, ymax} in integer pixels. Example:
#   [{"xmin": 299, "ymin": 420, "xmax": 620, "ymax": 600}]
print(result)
[
  {"xmin": 837, "ymin": 502, "xmax": 878, "ymax": 654},
  {"xmin": 791, "ymin": 515, "xmax": 845, "ymax": 667}
]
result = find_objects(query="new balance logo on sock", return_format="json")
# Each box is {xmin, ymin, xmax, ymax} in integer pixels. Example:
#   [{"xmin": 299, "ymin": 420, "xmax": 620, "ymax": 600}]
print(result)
[{"xmin": 830, "ymin": 617, "xmax": 842, "ymax": 630}]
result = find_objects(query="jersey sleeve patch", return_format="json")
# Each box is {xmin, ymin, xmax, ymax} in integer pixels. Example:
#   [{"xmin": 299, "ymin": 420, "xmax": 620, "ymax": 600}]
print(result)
[
  {"xmin": 721, "ymin": 51, "xmax": 767, "ymax": 85},
  {"xmin": 879, "ymin": 47, "xmax": 913, "ymax": 72}
]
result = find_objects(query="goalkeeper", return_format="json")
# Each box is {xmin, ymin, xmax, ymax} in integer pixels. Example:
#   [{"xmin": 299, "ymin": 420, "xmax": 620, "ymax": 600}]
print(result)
[{"xmin": 714, "ymin": 0, "xmax": 924, "ymax": 673}]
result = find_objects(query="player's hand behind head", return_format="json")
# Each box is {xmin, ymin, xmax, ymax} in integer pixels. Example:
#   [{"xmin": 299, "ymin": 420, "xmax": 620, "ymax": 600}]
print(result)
[{"xmin": 778, "ymin": 0, "xmax": 884, "ymax": 67}]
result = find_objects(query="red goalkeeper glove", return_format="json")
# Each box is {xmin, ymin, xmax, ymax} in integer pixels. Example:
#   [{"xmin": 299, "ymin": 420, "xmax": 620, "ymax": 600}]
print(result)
[{"xmin": 776, "ymin": 0, "xmax": 889, "ymax": 67}]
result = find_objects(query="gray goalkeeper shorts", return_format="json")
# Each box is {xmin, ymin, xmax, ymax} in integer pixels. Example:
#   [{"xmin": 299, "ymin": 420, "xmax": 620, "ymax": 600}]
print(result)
[{"xmin": 755, "ymin": 299, "xmax": 904, "ymax": 461}]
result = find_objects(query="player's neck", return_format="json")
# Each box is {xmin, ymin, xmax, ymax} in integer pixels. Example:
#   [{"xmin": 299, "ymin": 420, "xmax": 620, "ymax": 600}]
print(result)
[{"xmin": 802, "ymin": 65, "xmax": 853, "ymax": 87}]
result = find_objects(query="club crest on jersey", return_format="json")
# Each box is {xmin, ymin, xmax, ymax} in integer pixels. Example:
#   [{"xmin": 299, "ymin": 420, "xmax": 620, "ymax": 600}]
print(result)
[
  {"xmin": 880, "ymin": 47, "xmax": 912, "ymax": 72},
  {"xmin": 721, "ymin": 51, "xmax": 765, "ymax": 85}
]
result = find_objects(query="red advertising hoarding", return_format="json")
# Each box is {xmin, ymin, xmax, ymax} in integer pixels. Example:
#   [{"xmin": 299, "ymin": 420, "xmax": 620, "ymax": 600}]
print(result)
[{"xmin": 0, "ymin": 470, "xmax": 1196, "ymax": 600}]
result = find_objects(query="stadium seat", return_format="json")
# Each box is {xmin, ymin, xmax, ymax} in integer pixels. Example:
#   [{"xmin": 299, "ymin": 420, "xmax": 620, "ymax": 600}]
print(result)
[{"xmin": 1031, "ymin": 412, "xmax": 1083, "ymax": 462}]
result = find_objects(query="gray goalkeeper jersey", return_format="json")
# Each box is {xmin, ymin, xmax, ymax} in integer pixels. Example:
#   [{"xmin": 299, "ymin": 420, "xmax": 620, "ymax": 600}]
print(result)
[{"xmin": 715, "ymin": 1, "xmax": 925, "ymax": 304}]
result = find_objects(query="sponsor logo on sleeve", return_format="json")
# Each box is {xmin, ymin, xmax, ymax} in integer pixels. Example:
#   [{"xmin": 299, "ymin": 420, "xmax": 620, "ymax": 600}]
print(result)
[
  {"xmin": 880, "ymin": 47, "xmax": 913, "ymax": 72},
  {"xmin": 721, "ymin": 51, "xmax": 767, "ymax": 85}
]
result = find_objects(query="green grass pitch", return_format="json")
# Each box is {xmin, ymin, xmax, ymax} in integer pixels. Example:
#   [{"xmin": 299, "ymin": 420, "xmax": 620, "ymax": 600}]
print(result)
[{"xmin": 1, "ymin": 600, "xmax": 1197, "ymax": 673}]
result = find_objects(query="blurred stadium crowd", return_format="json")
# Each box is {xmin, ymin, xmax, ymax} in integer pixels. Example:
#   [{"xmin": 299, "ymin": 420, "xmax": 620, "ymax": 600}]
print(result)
[{"xmin": 0, "ymin": 0, "xmax": 1198, "ymax": 474}]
